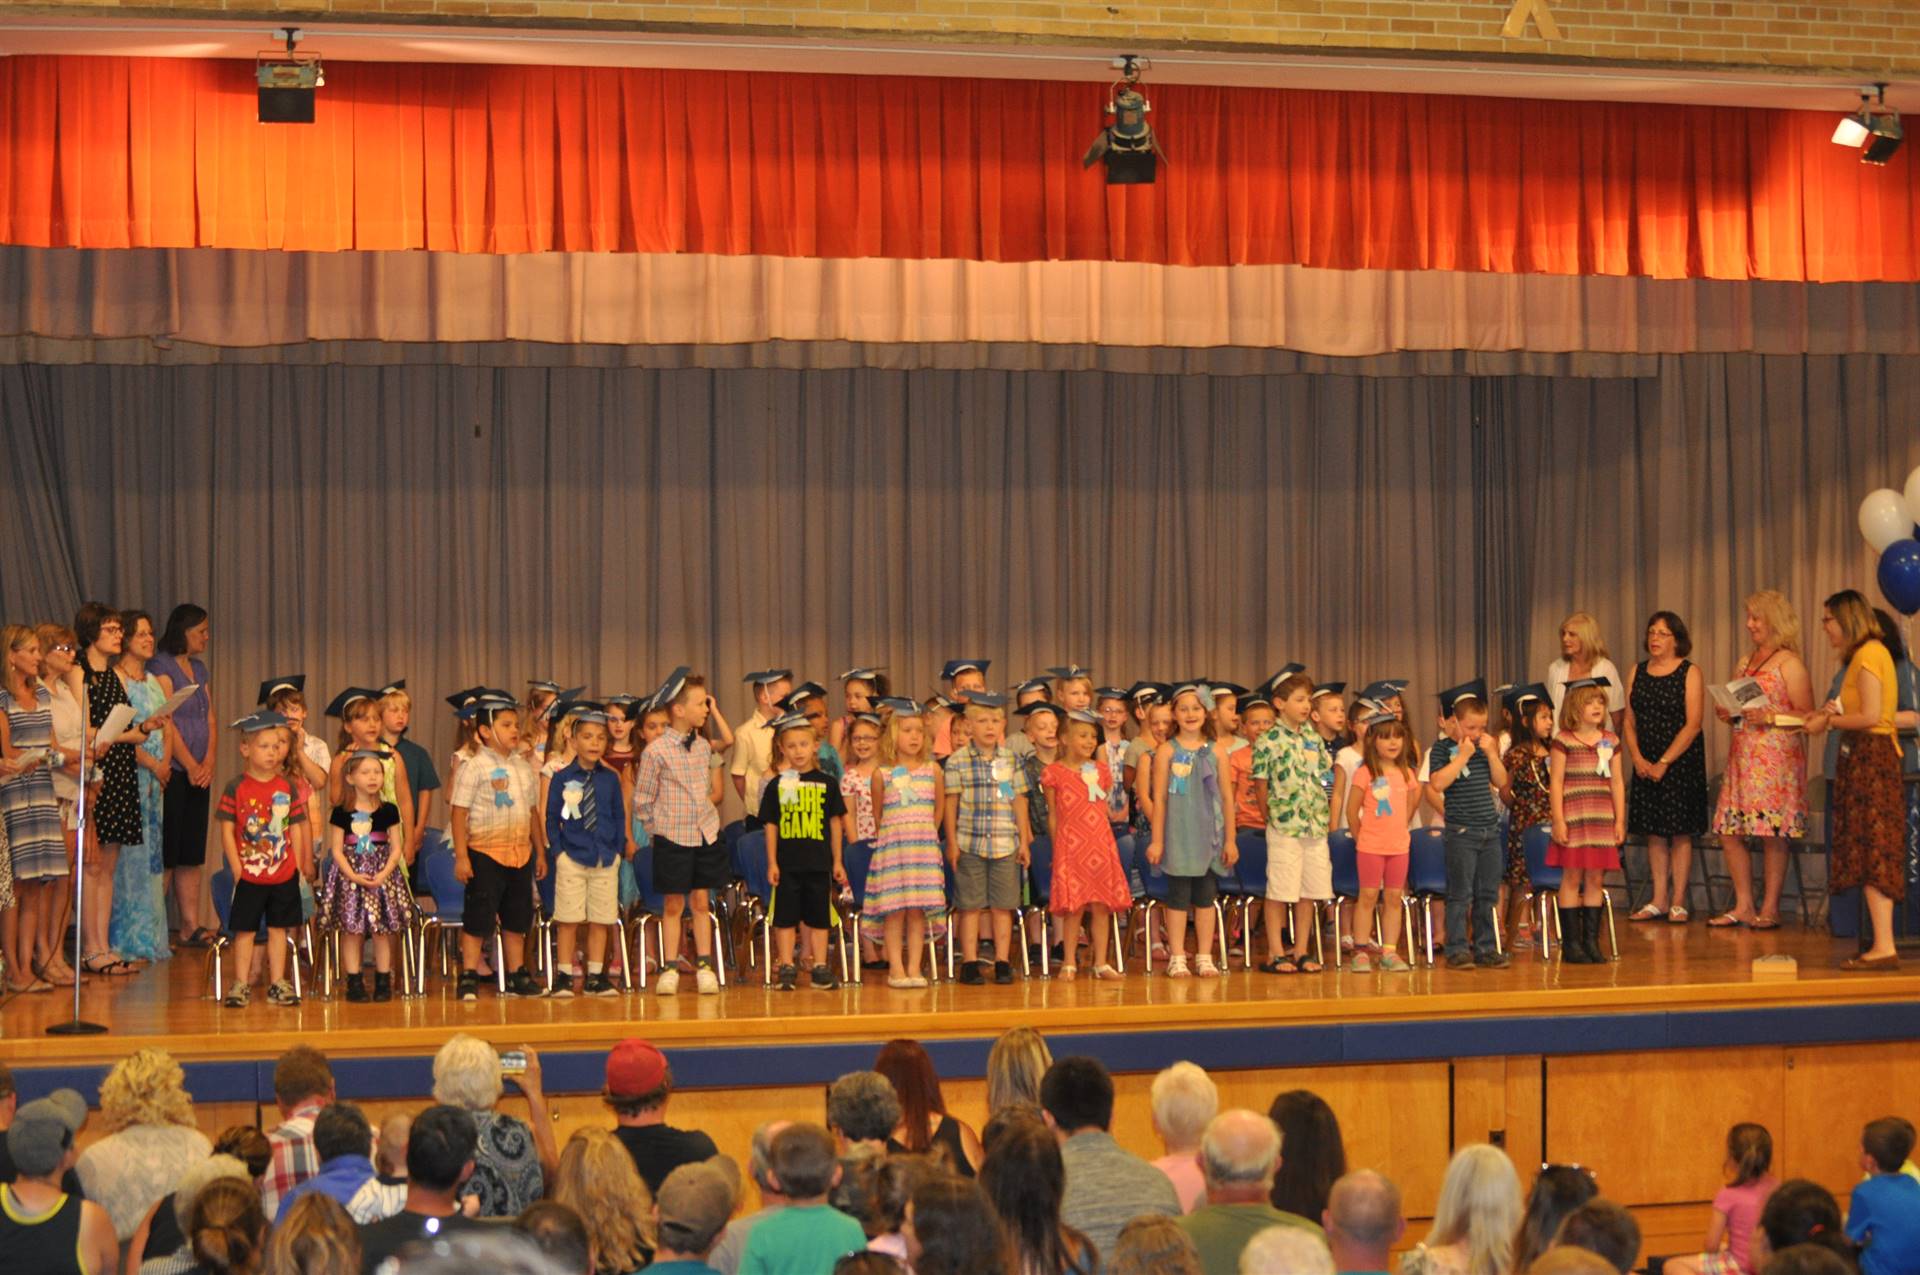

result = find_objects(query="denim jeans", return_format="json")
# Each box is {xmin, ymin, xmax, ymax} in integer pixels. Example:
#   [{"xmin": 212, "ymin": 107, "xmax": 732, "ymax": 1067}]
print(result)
[{"xmin": 1443, "ymin": 822, "xmax": 1502, "ymax": 959}]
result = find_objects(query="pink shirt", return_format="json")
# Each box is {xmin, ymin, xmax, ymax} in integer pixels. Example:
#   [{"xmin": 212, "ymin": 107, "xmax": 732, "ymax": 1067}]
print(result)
[
  {"xmin": 1715, "ymin": 1175, "xmax": 1777, "ymax": 1271},
  {"xmin": 1152, "ymin": 1152, "xmax": 1207, "ymax": 1214},
  {"xmin": 1352, "ymin": 765, "xmax": 1416, "ymax": 857}
]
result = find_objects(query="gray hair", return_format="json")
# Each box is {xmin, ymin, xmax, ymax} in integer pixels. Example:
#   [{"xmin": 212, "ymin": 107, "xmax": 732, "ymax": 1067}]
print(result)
[
  {"xmin": 1239, "ymin": 1223, "xmax": 1335, "ymax": 1275},
  {"xmin": 172, "ymin": 1155, "xmax": 250, "ymax": 1234},
  {"xmin": 1150, "ymin": 1062, "xmax": 1219, "ymax": 1148},
  {"xmin": 826, "ymin": 1071, "xmax": 902, "ymax": 1144},
  {"xmin": 748, "ymin": 1121, "xmax": 786, "ymax": 1192},
  {"xmin": 1201, "ymin": 1110, "xmax": 1283, "ymax": 1187},
  {"xmin": 432, "ymin": 1034, "xmax": 505, "ymax": 1111},
  {"xmin": 1327, "ymin": 1170, "xmax": 1403, "ymax": 1248}
]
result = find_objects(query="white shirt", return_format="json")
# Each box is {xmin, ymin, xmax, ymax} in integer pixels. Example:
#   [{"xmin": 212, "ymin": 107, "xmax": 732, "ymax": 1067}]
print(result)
[{"xmin": 1547, "ymin": 656, "xmax": 1627, "ymax": 715}]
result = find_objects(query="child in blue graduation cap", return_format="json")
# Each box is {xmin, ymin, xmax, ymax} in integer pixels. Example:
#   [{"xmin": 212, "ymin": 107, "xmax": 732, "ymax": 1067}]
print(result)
[
  {"xmin": 1549, "ymin": 677, "xmax": 1626, "ymax": 965},
  {"xmin": 1146, "ymin": 684, "xmax": 1239, "ymax": 978},
  {"xmin": 942, "ymin": 691, "xmax": 1031, "ymax": 985},
  {"xmin": 1499, "ymin": 684, "xmax": 1554, "ymax": 951},
  {"xmin": 933, "ymin": 660, "xmax": 989, "ymax": 761},
  {"xmin": 1428, "ymin": 680, "xmax": 1510, "ymax": 970},
  {"xmin": 732, "ymin": 669, "xmax": 794, "ymax": 822}
]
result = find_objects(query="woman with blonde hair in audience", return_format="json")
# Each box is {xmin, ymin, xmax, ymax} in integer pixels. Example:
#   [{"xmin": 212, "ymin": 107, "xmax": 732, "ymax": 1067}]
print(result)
[
  {"xmin": 550, "ymin": 1127, "xmax": 657, "ymax": 1275},
  {"xmin": 1402, "ymin": 1144, "xmax": 1525, "ymax": 1275},
  {"xmin": 263, "ymin": 1193, "xmax": 362, "ymax": 1275},
  {"xmin": 986, "ymin": 1026, "xmax": 1053, "ymax": 1116},
  {"xmin": 76, "ymin": 1046, "xmax": 212, "ymax": 1241},
  {"xmin": 1547, "ymin": 613, "xmax": 1626, "ymax": 734}
]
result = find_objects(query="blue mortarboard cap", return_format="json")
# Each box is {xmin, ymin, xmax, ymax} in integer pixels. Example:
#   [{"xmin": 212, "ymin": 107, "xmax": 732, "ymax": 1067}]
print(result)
[
  {"xmin": 543, "ymin": 687, "xmax": 589, "ymax": 721},
  {"xmin": 1235, "ymin": 692, "xmax": 1269, "ymax": 714},
  {"xmin": 231, "ymin": 710, "xmax": 291, "ymax": 733},
  {"xmin": 941, "ymin": 659, "xmax": 989, "ymax": 681},
  {"xmin": 851, "ymin": 712, "xmax": 884, "ymax": 727},
  {"xmin": 838, "ymin": 667, "xmax": 884, "ymax": 683},
  {"xmin": 1208, "ymin": 681, "xmax": 1249, "ymax": 700},
  {"xmin": 777, "ymin": 682, "xmax": 828, "ymax": 712},
  {"xmin": 1065, "ymin": 708, "xmax": 1101, "ymax": 726},
  {"xmin": 1438, "ymin": 678, "xmax": 1489, "ymax": 713},
  {"xmin": 1125, "ymin": 681, "xmax": 1161, "ymax": 704},
  {"xmin": 323, "ymin": 687, "xmax": 377, "ymax": 719},
  {"xmin": 1357, "ymin": 708, "xmax": 1396, "ymax": 728},
  {"xmin": 1506, "ymin": 682, "xmax": 1551, "ymax": 712},
  {"xmin": 1045, "ymin": 665, "xmax": 1093, "ymax": 681},
  {"xmin": 1563, "ymin": 675, "xmax": 1612, "ymax": 692},
  {"xmin": 344, "ymin": 747, "xmax": 392, "ymax": 764},
  {"xmin": 377, "ymin": 679, "xmax": 406, "ymax": 696},
  {"xmin": 1384, "ymin": 679, "xmax": 1410, "ymax": 694},
  {"xmin": 604, "ymin": 694, "xmax": 641, "ymax": 711},
  {"xmin": 527, "ymin": 679, "xmax": 561, "ymax": 695},
  {"xmin": 742, "ymin": 669, "xmax": 792, "ymax": 687},
  {"xmin": 963, "ymin": 690, "xmax": 1007, "ymax": 709},
  {"xmin": 1014, "ymin": 701, "xmax": 1064, "ymax": 720},
  {"xmin": 651, "ymin": 666, "xmax": 692, "ymax": 711},
  {"xmin": 1014, "ymin": 677, "xmax": 1053, "ymax": 696},
  {"xmin": 258, "ymin": 674, "xmax": 305, "ymax": 706},
  {"xmin": 444, "ymin": 685, "xmax": 484, "ymax": 712},
  {"xmin": 1256, "ymin": 664, "xmax": 1308, "ymax": 697},
  {"xmin": 458, "ymin": 695, "xmax": 517, "ymax": 723},
  {"xmin": 1312, "ymin": 681, "xmax": 1347, "ymax": 701},
  {"xmin": 877, "ymin": 696, "xmax": 923, "ymax": 716},
  {"xmin": 1356, "ymin": 680, "xmax": 1395, "ymax": 703},
  {"xmin": 1169, "ymin": 683, "xmax": 1209, "ymax": 704},
  {"xmin": 1093, "ymin": 686, "xmax": 1129, "ymax": 703},
  {"xmin": 768, "ymin": 711, "xmax": 811, "ymax": 733}
]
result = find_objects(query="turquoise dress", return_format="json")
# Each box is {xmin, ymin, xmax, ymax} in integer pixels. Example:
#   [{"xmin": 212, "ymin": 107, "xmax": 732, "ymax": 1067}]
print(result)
[{"xmin": 109, "ymin": 670, "xmax": 170, "ymax": 961}]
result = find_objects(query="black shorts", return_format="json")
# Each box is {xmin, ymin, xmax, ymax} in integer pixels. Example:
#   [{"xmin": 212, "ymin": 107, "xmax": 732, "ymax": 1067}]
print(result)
[
  {"xmin": 772, "ymin": 869, "xmax": 834, "ymax": 930},
  {"xmin": 229, "ymin": 878, "xmax": 303, "ymax": 933},
  {"xmin": 161, "ymin": 773, "xmax": 211, "ymax": 869},
  {"xmin": 653, "ymin": 835, "xmax": 731, "ymax": 895},
  {"xmin": 463, "ymin": 849, "xmax": 534, "ymax": 940}
]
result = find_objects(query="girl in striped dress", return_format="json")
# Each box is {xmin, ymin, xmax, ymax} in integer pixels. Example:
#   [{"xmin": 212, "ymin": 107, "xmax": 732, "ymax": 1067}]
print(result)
[
  {"xmin": 1549, "ymin": 678, "xmax": 1627, "ymax": 965},
  {"xmin": 866, "ymin": 703, "xmax": 946, "ymax": 989}
]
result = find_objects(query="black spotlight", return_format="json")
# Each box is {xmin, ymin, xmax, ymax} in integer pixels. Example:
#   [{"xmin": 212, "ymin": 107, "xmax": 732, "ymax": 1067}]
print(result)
[
  {"xmin": 1833, "ymin": 83, "xmax": 1903, "ymax": 166},
  {"xmin": 1083, "ymin": 55, "xmax": 1166, "ymax": 186},
  {"xmin": 257, "ymin": 27, "xmax": 323, "ymax": 125}
]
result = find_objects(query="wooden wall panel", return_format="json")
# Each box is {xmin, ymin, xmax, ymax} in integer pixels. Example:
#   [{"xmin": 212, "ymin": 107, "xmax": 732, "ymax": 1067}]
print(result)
[{"xmin": 1783, "ymin": 1042, "xmax": 1920, "ymax": 1202}]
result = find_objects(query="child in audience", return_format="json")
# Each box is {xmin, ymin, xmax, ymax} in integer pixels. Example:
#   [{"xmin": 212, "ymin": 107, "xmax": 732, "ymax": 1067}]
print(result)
[
  {"xmin": 1147, "ymin": 684, "xmax": 1238, "ymax": 978},
  {"xmin": 737, "ymin": 1123, "xmax": 866, "ymax": 1275},
  {"xmin": 634, "ymin": 670, "xmax": 725, "ymax": 995},
  {"xmin": 318, "ymin": 749, "xmax": 410, "ymax": 1003},
  {"xmin": 1549, "ymin": 678, "xmax": 1625, "ymax": 965},
  {"xmin": 831, "ymin": 668, "xmax": 884, "ymax": 752},
  {"xmin": 1500, "ymin": 686, "xmax": 1553, "ymax": 951},
  {"xmin": 377, "ymin": 683, "xmax": 440, "ymax": 892},
  {"xmin": 942, "ymin": 694, "xmax": 1031, "ymax": 986},
  {"xmin": 327, "ymin": 690, "xmax": 414, "ymax": 824},
  {"xmin": 1666, "ymin": 1123, "xmax": 1777, "ymax": 1275},
  {"xmin": 217, "ymin": 711, "xmax": 312, "ymax": 1008},
  {"xmin": 1344, "ymin": 713, "xmax": 1422, "ymax": 973},
  {"xmin": 733, "ymin": 669, "xmax": 793, "ymax": 821},
  {"xmin": 1429, "ymin": 682, "xmax": 1510, "ymax": 971},
  {"xmin": 1043, "ymin": 710, "xmax": 1131, "ymax": 979},
  {"xmin": 867, "ymin": 701, "xmax": 945, "ymax": 987},
  {"xmin": 446, "ymin": 698, "xmax": 542, "ymax": 1000},
  {"xmin": 1252, "ymin": 673, "xmax": 1333, "ymax": 975},
  {"xmin": 760, "ymin": 713, "xmax": 848, "ymax": 991},
  {"xmin": 545, "ymin": 707, "xmax": 627, "ymax": 999},
  {"xmin": 1849, "ymin": 1117, "xmax": 1920, "ymax": 1275}
]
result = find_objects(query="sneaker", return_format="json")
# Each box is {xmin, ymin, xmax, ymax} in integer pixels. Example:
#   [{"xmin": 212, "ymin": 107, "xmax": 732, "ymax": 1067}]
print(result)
[
  {"xmin": 1166, "ymin": 955, "xmax": 1191, "ymax": 978},
  {"xmin": 993, "ymin": 960, "xmax": 1014, "ymax": 985},
  {"xmin": 776, "ymin": 964, "xmax": 799, "ymax": 992},
  {"xmin": 548, "ymin": 972, "xmax": 576, "ymax": 999},
  {"xmin": 695, "ymin": 965, "xmax": 720, "ymax": 995},
  {"xmin": 1378, "ymin": 953, "xmax": 1412, "ymax": 972},
  {"xmin": 1193, "ymin": 955, "xmax": 1219, "ymax": 978},
  {"xmin": 583, "ymin": 973, "xmax": 618, "ymax": 998},
  {"xmin": 811, "ymin": 963, "xmax": 840, "ymax": 991},
  {"xmin": 1349, "ymin": 952, "xmax": 1373, "ymax": 972},
  {"xmin": 223, "ymin": 982, "xmax": 252, "ymax": 1009},
  {"xmin": 344, "ymin": 974, "xmax": 369, "ymax": 1003},
  {"xmin": 372, "ymin": 972, "xmax": 393, "ymax": 1002},
  {"xmin": 958, "ymin": 961, "xmax": 985, "ymax": 986},
  {"xmin": 655, "ymin": 968, "xmax": 681, "ymax": 995},
  {"xmin": 267, "ymin": 979, "xmax": 300, "ymax": 1006},
  {"xmin": 505, "ymin": 969, "xmax": 543, "ymax": 998},
  {"xmin": 1479, "ymin": 952, "xmax": 1512, "ymax": 970},
  {"xmin": 457, "ymin": 972, "xmax": 480, "ymax": 1002},
  {"xmin": 1446, "ymin": 953, "xmax": 1475, "ymax": 970}
]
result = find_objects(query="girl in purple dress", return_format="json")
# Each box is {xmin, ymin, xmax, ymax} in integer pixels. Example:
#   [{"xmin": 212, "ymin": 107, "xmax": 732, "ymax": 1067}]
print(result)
[{"xmin": 319, "ymin": 750, "xmax": 411, "ymax": 1002}]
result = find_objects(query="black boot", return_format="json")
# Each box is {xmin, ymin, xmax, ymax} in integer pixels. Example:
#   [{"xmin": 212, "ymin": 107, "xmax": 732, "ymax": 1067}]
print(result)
[
  {"xmin": 344, "ymin": 972, "xmax": 369, "ymax": 1002},
  {"xmin": 1582, "ymin": 906, "xmax": 1608, "ymax": 963},
  {"xmin": 1559, "ymin": 908, "xmax": 1591, "ymax": 963},
  {"xmin": 373, "ymin": 971, "xmax": 393, "ymax": 1002}
]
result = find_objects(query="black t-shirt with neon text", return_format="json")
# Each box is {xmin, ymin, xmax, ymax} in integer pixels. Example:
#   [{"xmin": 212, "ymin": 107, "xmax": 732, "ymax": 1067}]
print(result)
[{"xmin": 756, "ymin": 767, "xmax": 847, "ymax": 873}]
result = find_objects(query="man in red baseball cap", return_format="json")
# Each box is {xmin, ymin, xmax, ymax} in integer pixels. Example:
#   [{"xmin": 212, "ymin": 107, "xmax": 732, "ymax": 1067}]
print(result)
[{"xmin": 606, "ymin": 1038, "xmax": 719, "ymax": 1195}]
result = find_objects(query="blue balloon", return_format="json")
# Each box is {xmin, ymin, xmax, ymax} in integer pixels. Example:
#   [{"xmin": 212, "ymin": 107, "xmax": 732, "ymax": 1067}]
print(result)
[{"xmin": 1879, "ymin": 538, "xmax": 1920, "ymax": 617}]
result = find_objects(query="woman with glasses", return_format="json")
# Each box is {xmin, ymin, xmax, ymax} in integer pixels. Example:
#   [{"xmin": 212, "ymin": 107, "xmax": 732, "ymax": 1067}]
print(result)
[
  {"xmin": 1623, "ymin": 612, "xmax": 1709, "ymax": 924},
  {"xmin": 73, "ymin": 601, "xmax": 152, "ymax": 977}
]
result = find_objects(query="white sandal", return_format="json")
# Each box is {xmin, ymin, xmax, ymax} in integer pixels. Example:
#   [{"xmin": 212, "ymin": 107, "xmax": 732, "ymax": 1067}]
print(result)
[
  {"xmin": 1193, "ymin": 954, "xmax": 1220, "ymax": 978},
  {"xmin": 1166, "ymin": 955, "xmax": 1191, "ymax": 978},
  {"xmin": 1093, "ymin": 964, "xmax": 1123, "ymax": 981}
]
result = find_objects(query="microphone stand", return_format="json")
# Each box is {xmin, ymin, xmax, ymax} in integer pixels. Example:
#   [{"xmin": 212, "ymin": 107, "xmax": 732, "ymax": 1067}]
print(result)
[{"xmin": 49, "ymin": 690, "xmax": 108, "ymax": 1036}]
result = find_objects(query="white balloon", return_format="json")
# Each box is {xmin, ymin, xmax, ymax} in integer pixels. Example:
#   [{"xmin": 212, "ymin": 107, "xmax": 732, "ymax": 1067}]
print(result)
[
  {"xmin": 1861, "ymin": 488, "xmax": 1912, "ymax": 552},
  {"xmin": 1905, "ymin": 465, "xmax": 1920, "ymax": 529}
]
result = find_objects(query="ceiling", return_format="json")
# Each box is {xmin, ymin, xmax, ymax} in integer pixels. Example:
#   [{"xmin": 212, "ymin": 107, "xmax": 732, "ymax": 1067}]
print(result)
[{"xmin": 0, "ymin": 14, "xmax": 1904, "ymax": 113}]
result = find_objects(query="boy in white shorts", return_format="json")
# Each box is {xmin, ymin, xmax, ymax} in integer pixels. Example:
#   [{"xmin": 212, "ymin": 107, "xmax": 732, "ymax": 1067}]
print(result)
[
  {"xmin": 543, "ymin": 705, "xmax": 629, "ymax": 998},
  {"xmin": 1250, "ymin": 672, "xmax": 1336, "ymax": 974}
]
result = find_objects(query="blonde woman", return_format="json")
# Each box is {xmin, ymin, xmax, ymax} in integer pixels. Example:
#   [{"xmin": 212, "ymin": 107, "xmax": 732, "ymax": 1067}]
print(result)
[
  {"xmin": 985, "ymin": 1026, "xmax": 1053, "ymax": 1116},
  {"xmin": 1546, "ymin": 613, "xmax": 1626, "ymax": 735},
  {"xmin": 551, "ymin": 1128, "xmax": 657, "ymax": 1275},
  {"xmin": 1399, "ymin": 1145, "xmax": 1523, "ymax": 1275},
  {"xmin": 76, "ymin": 1047, "xmax": 212, "ymax": 1241},
  {"xmin": 1709, "ymin": 590, "xmax": 1814, "ymax": 929}
]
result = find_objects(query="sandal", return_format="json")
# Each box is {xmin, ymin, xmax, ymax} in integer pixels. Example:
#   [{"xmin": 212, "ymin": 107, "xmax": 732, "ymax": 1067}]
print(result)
[
  {"xmin": 1056, "ymin": 966, "xmax": 1077, "ymax": 982},
  {"xmin": 1297, "ymin": 957, "xmax": 1324, "ymax": 974},
  {"xmin": 80, "ymin": 953, "xmax": 120, "ymax": 976},
  {"xmin": 180, "ymin": 927, "xmax": 218, "ymax": 950},
  {"xmin": 35, "ymin": 960, "xmax": 76, "ymax": 987},
  {"xmin": 1628, "ymin": 904, "xmax": 1665, "ymax": 922},
  {"xmin": 1261, "ymin": 956, "xmax": 1298, "ymax": 975},
  {"xmin": 1751, "ymin": 915, "xmax": 1781, "ymax": 931},
  {"xmin": 1707, "ymin": 912, "xmax": 1748, "ymax": 928},
  {"xmin": 1668, "ymin": 906, "xmax": 1690, "ymax": 924},
  {"xmin": 8, "ymin": 974, "xmax": 53, "ymax": 994},
  {"xmin": 1093, "ymin": 964, "xmax": 1123, "ymax": 981}
]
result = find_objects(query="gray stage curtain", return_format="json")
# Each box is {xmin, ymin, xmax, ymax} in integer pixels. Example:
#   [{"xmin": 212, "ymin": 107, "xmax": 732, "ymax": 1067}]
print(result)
[{"xmin": 1, "ymin": 356, "xmax": 1915, "ymax": 789}]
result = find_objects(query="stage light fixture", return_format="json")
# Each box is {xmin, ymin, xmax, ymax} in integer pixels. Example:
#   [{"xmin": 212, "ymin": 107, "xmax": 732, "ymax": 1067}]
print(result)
[
  {"xmin": 257, "ymin": 26, "xmax": 323, "ymax": 124},
  {"xmin": 1832, "ymin": 83, "xmax": 1902, "ymax": 165},
  {"xmin": 1083, "ymin": 54, "xmax": 1166, "ymax": 186}
]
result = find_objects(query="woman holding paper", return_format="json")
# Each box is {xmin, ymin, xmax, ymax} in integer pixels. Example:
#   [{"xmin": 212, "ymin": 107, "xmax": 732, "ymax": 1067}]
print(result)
[
  {"xmin": 1709, "ymin": 590, "xmax": 1813, "ymax": 930},
  {"xmin": 74, "ymin": 600, "xmax": 154, "ymax": 976}
]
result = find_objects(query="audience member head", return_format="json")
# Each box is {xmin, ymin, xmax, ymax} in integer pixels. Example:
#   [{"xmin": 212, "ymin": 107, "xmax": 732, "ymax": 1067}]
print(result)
[
  {"xmin": 767, "ymin": 1123, "xmax": 840, "ymax": 1203},
  {"xmin": 1201, "ymin": 1110, "xmax": 1285, "ymax": 1204},
  {"xmin": 1240, "ymin": 1224, "xmax": 1336, "ymax": 1275},
  {"xmin": 874, "ymin": 1039, "xmax": 953, "ymax": 1156},
  {"xmin": 1727, "ymin": 1123, "xmax": 1774, "ymax": 1186},
  {"xmin": 170, "ymin": 1155, "xmax": 251, "ymax": 1235},
  {"xmin": 980, "ymin": 1116, "xmax": 1080, "ymax": 1275},
  {"xmin": 655, "ymin": 1161, "xmax": 737, "ymax": 1260},
  {"xmin": 374, "ymin": 1114, "xmax": 412, "ymax": 1179},
  {"xmin": 987, "ymin": 1027, "xmax": 1054, "ymax": 1115},
  {"xmin": 827, "ymin": 1071, "xmax": 903, "ymax": 1148},
  {"xmin": 1326, "ymin": 1170, "xmax": 1406, "ymax": 1272},
  {"xmin": 1514, "ymin": 1165, "xmax": 1599, "ymax": 1272},
  {"xmin": 1426, "ymin": 1144, "xmax": 1523, "ymax": 1275},
  {"xmin": 313, "ymin": 1103, "xmax": 373, "ymax": 1165},
  {"xmin": 273, "ymin": 1045, "xmax": 335, "ymax": 1114},
  {"xmin": 1039, "ymin": 1056, "xmax": 1113, "ymax": 1136},
  {"xmin": 1555, "ymin": 1200, "xmax": 1639, "ymax": 1275},
  {"xmin": 1862, "ymin": 1117, "xmax": 1916, "ymax": 1175},
  {"xmin": 431, "ymin": 1035, "xmax": 505, "ymax": 1112},
  {"xmin": 406, "ymin": 1105, "xmax": 479, "ymax": 1196},
  {"xmin": 1110, "ymin": 1214, "xmax": 1204, "ymax": 1275},
  {"xmin": 854, "ymin": 1153, "xmax": 934, "ymax": 1244},
  {"xmin": 906, "ymin": 1174, "xmax": 1011, "ymax": 1275},
  {"xmin": 263, "ymin": 1193, "xmax": 360, "ymax": 1275},
  {"xmin": 377, "ymin": 1230, "xmax": 569, "ymax": 1275},
  {"xmin": 216, "ymin": 1125, "xmax": 275, "ymax": 1182},
  {"xmin": 100, "ymin": 1046, "xmax": 195, "ymax": 1132},
  {"xmin": 1268, "ymin": 1090, "xmax": 1348, "ymax": 1220},
  {"xmin": 6, "ymin": 1094, "xmax": 85, "ymax": 1182},
  {"xmin": 1525, "ymin": 1249, "xmax": 1618, "ymax": 1275},
  {"xmin": 551, "ymin": 1127, "xmax": 655, "ymax": 1275},
  {"xmin": 745, "ymin": 1120, "xmax": 793, "ymax": 1203},
  {"xmin": 188, "ymin": 1176, "xmax": 268, "ymax": 1275},
  {"xmin": 1756, "ymin": 1180, "xmax": 1850, "ymax": 1272},
  {"xmin": 982, "ymin": 1102, "xmax": 1045, "ymax": 1155},
  {"xmin": 603, "ymin": 1039, "xmax": 673, "ymax": 1121},
  {"xmin": 1150, "ymin": 1062, "xmax": 1219, "ymax": 1155},
  {"xmin": 514, "ymin": 1201, "xmax": 594, "ymax": 1275},
  {"xmin": 1762, "ymin": 1246, "xmax": 1856, "ymax": 1275}
]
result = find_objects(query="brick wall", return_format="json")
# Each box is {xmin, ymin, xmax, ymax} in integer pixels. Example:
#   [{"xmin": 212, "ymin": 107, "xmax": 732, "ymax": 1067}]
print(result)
[{"xmin": 4, "ymin": 0, "xmax": 1915, "ymax": 75}]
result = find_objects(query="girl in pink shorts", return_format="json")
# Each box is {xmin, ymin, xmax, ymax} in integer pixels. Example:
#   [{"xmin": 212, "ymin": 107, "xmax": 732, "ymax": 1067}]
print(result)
[{"xmin": 1344, "ymin": 714, "xmax": 1425, "ymax": 972}]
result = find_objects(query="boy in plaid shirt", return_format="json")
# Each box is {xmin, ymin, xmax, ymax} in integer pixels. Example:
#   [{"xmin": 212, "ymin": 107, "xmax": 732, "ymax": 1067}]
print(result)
[
  {"xmin": 633, "ymin": 669, "xmax": 724, "ymax": 996},
  {"xmin": 941, "ymin": 693, "xmax": 1032, "ymax": 985}
]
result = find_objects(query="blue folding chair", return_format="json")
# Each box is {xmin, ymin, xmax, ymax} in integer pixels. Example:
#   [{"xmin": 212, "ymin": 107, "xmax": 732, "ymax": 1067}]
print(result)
[
  {"xmin": 1327, "ymin": 830, "xmax": 1417, "ymax": 967},
  {"xmin": 1226, "ymin": 828, "xmax": 1268, "ymax": 969},
  {"xmin": 1523, "ymin": 823, "xmax": 1616, "ymax": 961},
  {"xmin": 417, "ymin": 839, "xmax": 507, "ymax": 995},
  {"xmin": 1129, "ymin": 856, "xmax": 1230, "ymax": 973},
  {"xmin": 1407, "ymin": 829, "xmax": 1450, "ymax": 965},
  {"xmin": 842, "ymin": 838, "xmax": 876, "ymax": 984},
  {"xmin": 1021, "ymin": 836, "xmax": 1052, "ymax": 976}
]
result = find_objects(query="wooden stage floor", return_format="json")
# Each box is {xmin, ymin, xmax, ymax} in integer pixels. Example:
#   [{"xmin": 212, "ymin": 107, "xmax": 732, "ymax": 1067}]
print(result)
[{"xmin": 0, "ymin": 919, "xmax": 1908, "ymax": 1067}]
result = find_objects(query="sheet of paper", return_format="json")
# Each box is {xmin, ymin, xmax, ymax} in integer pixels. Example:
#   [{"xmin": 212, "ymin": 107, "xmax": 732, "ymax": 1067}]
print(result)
[
  {"xmin": 150, "ymin": 682, "xmax": 200, "ymax": 719},
  {"xmin": 97, "ymin": 703, "xmax": 136, "ymax": 744}
]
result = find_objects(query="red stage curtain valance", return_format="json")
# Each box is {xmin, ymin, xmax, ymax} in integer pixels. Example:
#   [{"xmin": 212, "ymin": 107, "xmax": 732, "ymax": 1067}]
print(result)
[{"xmin": 0, "ymin": 54, "xmax": 1916, "ymax": 280}]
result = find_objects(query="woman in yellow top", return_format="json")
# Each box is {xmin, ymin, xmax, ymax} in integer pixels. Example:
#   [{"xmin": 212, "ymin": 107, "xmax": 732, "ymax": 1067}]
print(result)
[{"xmin": 1802, "ymin": 588, "xmax": 1904, "ymax": 970}]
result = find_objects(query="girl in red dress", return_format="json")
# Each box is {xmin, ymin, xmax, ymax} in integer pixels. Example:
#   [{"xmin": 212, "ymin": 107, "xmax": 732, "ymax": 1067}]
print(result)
[
  {"xmin": 1042, "ymin": 711, "xmax": 1133, "ymax": 981},
  {"xmin": 1549, "ymin": 679, "xmax": 1627, "ymax": 965}
]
